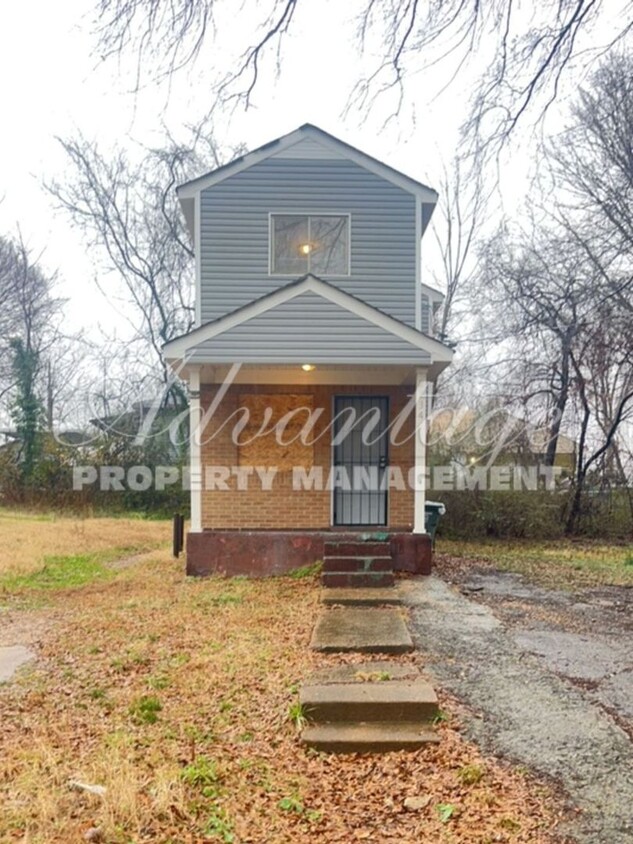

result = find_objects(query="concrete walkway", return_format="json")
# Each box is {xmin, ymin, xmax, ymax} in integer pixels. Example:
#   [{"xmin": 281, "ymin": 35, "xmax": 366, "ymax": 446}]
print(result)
[
  {"xmin": 0, "ymin": 645, "xmax": 34, "ymax": 683},
  {"xmin": 404, "ymin": 576, "xmax": 633, "ymax": 844},
  {"xmin": 310, "ymin": 606, "xmax": 413, "ymax": 653},
  {"xmin": 303, "ymin": 585, "xmax": 437, "ymax": 751}
]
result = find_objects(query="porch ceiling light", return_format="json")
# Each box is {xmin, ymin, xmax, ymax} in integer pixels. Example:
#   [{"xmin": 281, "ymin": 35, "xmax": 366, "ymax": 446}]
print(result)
[
  {"xmin": 299, "ymin": 242, "xmax": 312, "ymax": 255},
  {"xmin": 301, "ymin": 364, "xmax": 316, "ymax": 372}
]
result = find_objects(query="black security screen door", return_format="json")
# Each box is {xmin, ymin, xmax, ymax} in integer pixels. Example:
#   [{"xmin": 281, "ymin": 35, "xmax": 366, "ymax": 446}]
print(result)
[{"xmin": 333, "ymin": 396, "xmax": 389, "ymax": 526}]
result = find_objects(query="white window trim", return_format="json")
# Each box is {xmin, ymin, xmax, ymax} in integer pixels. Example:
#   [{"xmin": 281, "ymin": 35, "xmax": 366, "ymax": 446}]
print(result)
[{"xmin": 268, "ymin": 212, "xmax": 351, "ymax": 277}]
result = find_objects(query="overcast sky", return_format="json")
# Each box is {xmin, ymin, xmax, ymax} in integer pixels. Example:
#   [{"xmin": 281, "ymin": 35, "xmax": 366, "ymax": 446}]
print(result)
[{"xmin": 0, "ymin": 0, "xmax": 613, "ymax": 338}]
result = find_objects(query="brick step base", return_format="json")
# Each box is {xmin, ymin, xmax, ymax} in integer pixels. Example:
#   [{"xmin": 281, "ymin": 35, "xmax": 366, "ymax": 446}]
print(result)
[
  {"xmin": 324, "ymin": 542, "xmax": 391, "ymax": 557},
  {"xmin": 321, "ymin": 572, "xmax": 395, "ymax": 588},
  {"xmin": 322, "ymin": 556, "xmax": 393, "ymax": 573},
  {"xmin": 301, "ymin": 721, "xmax": 439, "ymax": 753}
]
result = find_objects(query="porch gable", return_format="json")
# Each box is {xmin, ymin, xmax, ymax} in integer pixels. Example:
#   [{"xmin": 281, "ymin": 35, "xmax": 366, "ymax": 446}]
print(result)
[{"xmin": 163, "ymin": 274, "xmax": 452, "ymax": 369}]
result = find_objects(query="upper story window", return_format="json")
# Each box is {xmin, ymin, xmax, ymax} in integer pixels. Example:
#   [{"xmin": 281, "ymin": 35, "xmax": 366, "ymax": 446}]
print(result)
[{"xmin": 270, "ymin": 214, "xmax": 350, "ymax": 276}]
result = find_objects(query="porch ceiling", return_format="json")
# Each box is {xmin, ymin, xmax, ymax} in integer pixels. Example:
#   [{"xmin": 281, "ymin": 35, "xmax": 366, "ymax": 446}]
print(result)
[{"xmin": 196, "ymin": 363, "xmax": 427, "ymax": 386}]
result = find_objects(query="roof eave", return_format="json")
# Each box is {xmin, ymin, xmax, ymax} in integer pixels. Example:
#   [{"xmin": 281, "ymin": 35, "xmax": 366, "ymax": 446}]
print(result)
[{"xmin": 176, "ymin": 124, "xmax": 438, "ymax": 204}]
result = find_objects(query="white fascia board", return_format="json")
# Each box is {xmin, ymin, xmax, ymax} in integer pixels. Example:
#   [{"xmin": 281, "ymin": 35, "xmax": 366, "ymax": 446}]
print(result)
[
  {"xmin": 176, "ymin": 125, "xmax": 438, "ymax": 205},
  {"xmin": 194, "ymin": 192, "xmax": 201, "ymax": 326},
  {"xmin": 163, "ymin": 275, "xmax": 454, "ymax": 363},
  {"xmin": 300, "ymin": 127, "xmax": 438, "ymax": 204},
  {"xmin": 177, "ymin": 127, "xmax": 309, "ymax": 199},
  {"xmin": 415, "ymin": 200, "xmax": 422, "ymax": 331}
]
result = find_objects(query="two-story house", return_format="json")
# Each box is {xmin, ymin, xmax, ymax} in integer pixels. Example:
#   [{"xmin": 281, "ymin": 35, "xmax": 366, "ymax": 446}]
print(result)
[{"xmin": 163, "ymin": 124, "xmax": 453, "ymax": 576}]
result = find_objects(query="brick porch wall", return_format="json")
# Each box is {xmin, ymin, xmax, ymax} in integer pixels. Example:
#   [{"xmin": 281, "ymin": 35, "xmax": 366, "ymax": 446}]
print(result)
[{"xmin": 199, "ymin": 383, "xmax": 415, "ymax": 530}]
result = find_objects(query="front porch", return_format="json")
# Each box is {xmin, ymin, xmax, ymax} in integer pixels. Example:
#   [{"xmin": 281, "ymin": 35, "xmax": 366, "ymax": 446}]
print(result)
[
  {"xmin": 186, "ymin": 528, "xmax": 432, "ymax": 578},
  {"xmin": 161, "ymin": 274, "xmax": 454, "ymax": 576},
  {"xmin": 184, "ymin": 363, "xmax": 434, "ymax": 577}
]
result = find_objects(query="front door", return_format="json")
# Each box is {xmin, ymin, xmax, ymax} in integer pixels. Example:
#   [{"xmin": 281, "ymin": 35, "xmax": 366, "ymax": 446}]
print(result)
[{"xmin": 332, "ymin": 396, "xmax": 389, "ymax": 526}]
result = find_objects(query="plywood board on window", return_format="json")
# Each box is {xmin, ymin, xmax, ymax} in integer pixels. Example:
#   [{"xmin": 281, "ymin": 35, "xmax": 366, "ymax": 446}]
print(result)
[{"xmin": 237, "ymin": 394, "xmax": 315, "ymax": 470}]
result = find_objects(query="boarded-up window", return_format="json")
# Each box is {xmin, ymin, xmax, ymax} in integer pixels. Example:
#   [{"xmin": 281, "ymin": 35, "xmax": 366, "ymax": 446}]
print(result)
[{"xmin": 237, "ymin": 394, "xmax": 315, "ymax": 471}]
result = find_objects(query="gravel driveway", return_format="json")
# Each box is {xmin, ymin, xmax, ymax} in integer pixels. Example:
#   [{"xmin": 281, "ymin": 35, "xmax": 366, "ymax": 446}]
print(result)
[{"xmin": 403, "ymin": 573, "xmax": 633, "ymax": 844}]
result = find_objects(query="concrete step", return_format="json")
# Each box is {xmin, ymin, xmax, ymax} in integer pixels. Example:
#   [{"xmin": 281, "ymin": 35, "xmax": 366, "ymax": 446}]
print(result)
[
  {"xmin": 301, "ymin": 679, "xmax": 438, "ymax": 723},
  {"xmin": 306, "ymin": 660, "xmax": 420, "ymax": 686},
  {"xmin": 322, "ymin": 556, "xmax": 393, "ymax": 573},
  {"xmin": 310, "ymin": 607, "xmax": 413, "ymax": 654},
  {"xmin": 324, "ymin": 541, "xmax": 390, "ymax": 558},
  {"xmin": 321, "ymin": 587, "xmax": 402, "ymax": 606},
  {"xmin": 321, "ymin": 572, "xmax": 395, "ymax": 588},
  {"xmin": 301, "ymin": 721, "xmax": 438, "ymax": 753}
]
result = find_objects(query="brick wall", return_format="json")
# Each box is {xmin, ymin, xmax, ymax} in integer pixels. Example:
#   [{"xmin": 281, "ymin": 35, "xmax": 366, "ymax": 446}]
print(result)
[{"xmin": 199, "ymin": 383, "xmax": 415, "ymax": 530}]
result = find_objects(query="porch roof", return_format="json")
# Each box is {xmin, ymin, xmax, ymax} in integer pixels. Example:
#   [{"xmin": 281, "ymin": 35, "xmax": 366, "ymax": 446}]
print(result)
[{"xmin": 163, "ymin": 275, "xmax": 454, "ymax": 373}]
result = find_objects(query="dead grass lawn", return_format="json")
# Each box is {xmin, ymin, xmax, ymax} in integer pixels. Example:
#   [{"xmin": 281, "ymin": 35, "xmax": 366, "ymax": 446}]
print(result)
[
  {"xmin": 438, "ymin": 537, "xmax": 633, "ymax": 589},
  {"xmin": 0, "ymin": 516, "xmax": 570, "ymax": 843},
  {"xmin": 0, "ymin": 508, "xmax": 169, "ymax": 577}
]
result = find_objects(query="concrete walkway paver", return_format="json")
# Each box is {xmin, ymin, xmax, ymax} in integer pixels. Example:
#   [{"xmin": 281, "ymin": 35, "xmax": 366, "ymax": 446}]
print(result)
[
  {"xmin": 321, "ymin": 586, "xmax": 402, "ymax": 606},
  {"xmin": 310, "ymin": 607, "xmax": 413, "ymax": 653}
]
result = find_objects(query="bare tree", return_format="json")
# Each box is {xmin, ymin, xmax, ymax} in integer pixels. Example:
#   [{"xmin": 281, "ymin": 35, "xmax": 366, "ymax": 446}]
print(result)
[
  {"xmin": 566, "ymin": 305, "xmax": 633, "ymax": 532},
  {"xmin": 47, "ymin": 121, "xmax": 233, "ymax": 406},
  {"xmin": 40, "ymin": 333, "xmax": 97, "ymax": 432},
  {"xmin": 430, "ymin": 157, "xmax": 492, "ymax": 339},
  {"xmin": 0, "ymin": 233, "xmax": 64, "ymax": 477},
  {"xmin": 0, "ymin": 234, "xmax": 63, "ymax": 401},
  {"xmin": 548, "ymin": 50, "xmax": 633, "ymax": 315},
  {"xmin": 0, "ymin": 238, "xmax": 21, "ymax": 403},
  {"xmin": 476, "ymin": 209, "xmax": 633, "ymax": 532},
  {"xmin": 95, "ymin": 0, "xmax": 632, "ymax": 150},
  {"xmin": 477, "ymin": 221, "xmax": 592, "ymax": 468}
]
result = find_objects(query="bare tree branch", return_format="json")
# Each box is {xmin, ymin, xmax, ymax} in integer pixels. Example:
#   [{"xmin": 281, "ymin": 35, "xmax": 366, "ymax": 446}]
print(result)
[
  {"xmin": 46, "ymin": 120, "xmax": 231, "ymax": 403},
  {"xmin": 94, "ymin": 0, "xmax": 632, "ymax": 152}
]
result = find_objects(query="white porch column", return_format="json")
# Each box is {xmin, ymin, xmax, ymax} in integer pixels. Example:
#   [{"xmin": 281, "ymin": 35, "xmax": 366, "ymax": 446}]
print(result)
[
  {"xmin": 188, "ymin": 367, "xmax": 202, "ymax": 533},
  {"xmin": 413, "ymin": 368, "xmax": 430, "ymax": 534}
]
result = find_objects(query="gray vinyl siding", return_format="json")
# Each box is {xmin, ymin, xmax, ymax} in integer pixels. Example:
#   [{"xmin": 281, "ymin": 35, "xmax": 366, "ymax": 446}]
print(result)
[
  {"xmin": 187, "ymin": 293, "xmax": 431, "ymax": 365},
  {"xmin": 200, "ymin": 158, "xmax": 417, "ymax": 326},
  {"xmin": 420, "ymin": 293, "xmax": 430, "ymax": 334}
]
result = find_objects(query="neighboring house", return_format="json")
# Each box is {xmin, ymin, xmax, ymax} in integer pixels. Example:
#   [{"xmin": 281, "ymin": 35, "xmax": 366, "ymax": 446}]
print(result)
[
  {"xmin": 430, "ymin": 408, "xmax": 577, "ymax": 473},
  {"xmin": 528, "ymin": 428, "xmax": 576, "ymax": 471},
  {"xmin": 90, "ymin": 400, "xmax": 188, "ymax": 461},
  {"xmin": 0, "ymin": 429, "xmax": 90, "ymax": 453},
  {"xmin": 163, "ymin": 124, "xmax": 453, "ymax": 575}
]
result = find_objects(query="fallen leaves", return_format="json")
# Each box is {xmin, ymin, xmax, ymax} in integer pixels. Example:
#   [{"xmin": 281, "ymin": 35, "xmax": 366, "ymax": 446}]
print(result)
[{"xmin": 0, "ymin": 531, "xmax": 570, "ymax": 843}]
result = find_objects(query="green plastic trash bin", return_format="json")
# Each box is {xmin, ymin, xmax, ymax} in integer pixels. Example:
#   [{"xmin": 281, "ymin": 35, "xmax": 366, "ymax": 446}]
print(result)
[{"xmin": 425, "ymin": 500, "xmax": 446, "ymax": 545}]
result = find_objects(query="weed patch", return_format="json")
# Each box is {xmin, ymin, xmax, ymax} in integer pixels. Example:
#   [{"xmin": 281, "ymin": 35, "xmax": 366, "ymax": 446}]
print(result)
[
  {"xmin": 287, "ymin": 561, "xmax": 322, "ymax": 579},
  {"xmin": 1, "ymin": 552, "xmax": 114, "ymax": 592},
  {"xmin": 129, "ymin": 695, "xmax": 162, "ymax": 724}
]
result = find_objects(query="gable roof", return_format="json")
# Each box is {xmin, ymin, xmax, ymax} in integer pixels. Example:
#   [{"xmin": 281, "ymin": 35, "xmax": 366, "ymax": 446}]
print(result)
[
  {"xmin": 163, "ymin": 274, "xmax": 453, "ymax": 370},
  {"xmin": 178, "ymin": 124, "xmax": 438, "ymax": 204}
]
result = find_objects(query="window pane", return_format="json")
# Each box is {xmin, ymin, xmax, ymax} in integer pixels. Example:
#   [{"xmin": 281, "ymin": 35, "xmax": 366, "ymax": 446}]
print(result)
[
  {"xmin": 310, "ymin": 216, "xmax": 348, "ymax": 275},
  {"xmin": 272, "ymin": 215, "xmax": 309, "ymax": 274}
]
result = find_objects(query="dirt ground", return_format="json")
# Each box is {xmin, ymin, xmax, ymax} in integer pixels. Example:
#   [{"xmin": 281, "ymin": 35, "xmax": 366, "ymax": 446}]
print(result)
[{"xmin": 403, "ymin": 553, "xmax": 633, "ymax": 844}]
